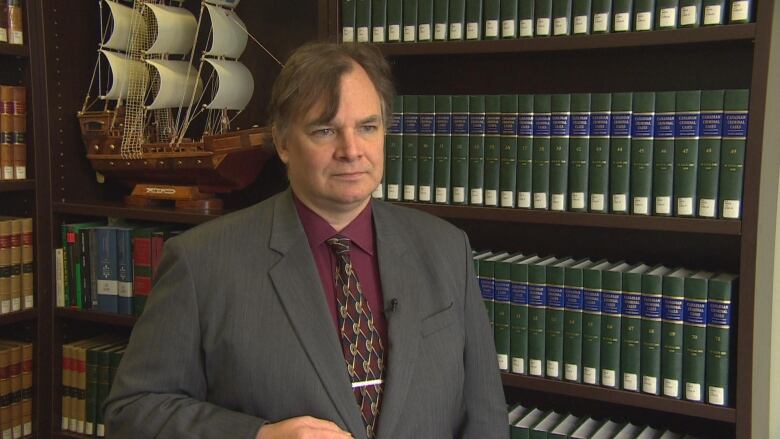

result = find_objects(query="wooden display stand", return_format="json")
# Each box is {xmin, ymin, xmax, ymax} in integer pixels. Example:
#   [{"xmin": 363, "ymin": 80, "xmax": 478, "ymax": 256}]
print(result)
[{"xmin": 124, "ymin": 184, "xmax": 224, "ymax": 212}]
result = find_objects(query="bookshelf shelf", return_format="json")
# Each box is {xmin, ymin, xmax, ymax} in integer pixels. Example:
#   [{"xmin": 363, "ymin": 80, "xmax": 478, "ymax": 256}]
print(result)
[
  {"xmin": 501, "ymin": 373, "xmax": 737, "ymax": 423},
  {"xmin": 53, "ymin": 201, "xmax": 222, "ymax": 225},
  {"xmin": 0, "ymin": 42, "xmax": 28, "ymax": 58},
  {"xmin": 0, "ymin": 308, "xmax": 36, "ymax": 325},
  {"xmin": 55, "ymin": 308, "xmax": 137, "ymax": 328},
  {"xmin": 378, "ymin": 24, "xmax": 756, "ymax": 56},
  {"xmin": 0, "ymin": 179, "xmax": 35, "ymax": 192},
  {"xmin": 396, "ymin": 202, "xmax": 742, "ymax": 235}
]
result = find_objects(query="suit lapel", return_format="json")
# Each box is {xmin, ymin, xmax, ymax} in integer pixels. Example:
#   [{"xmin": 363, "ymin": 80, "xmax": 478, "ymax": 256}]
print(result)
[
  {"xmin": 372, "ymin": 202, "xmax": 422, "ymax": 438},
  {"xmin": 267, "ymin": 191, "xmax": 366, "ymax": 437}
]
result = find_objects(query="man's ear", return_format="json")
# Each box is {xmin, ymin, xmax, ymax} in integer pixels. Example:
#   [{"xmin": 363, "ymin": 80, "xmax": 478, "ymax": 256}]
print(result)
[{"xmin": 272, "ymin": 125, "xmax": 289, "ymax": 165}]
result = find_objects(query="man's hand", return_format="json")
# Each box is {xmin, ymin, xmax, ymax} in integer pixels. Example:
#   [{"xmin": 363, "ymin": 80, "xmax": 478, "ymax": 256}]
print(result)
[{"xmin": 256, "ymin": 416, "xmax": 354, "ymax": 439}]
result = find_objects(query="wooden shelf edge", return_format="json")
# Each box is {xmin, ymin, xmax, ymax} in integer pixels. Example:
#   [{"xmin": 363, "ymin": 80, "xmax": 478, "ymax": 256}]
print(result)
[
  {"xmin": 502, "ymin": 373, "xmax": 737, "ymax": 423},
  {"xmin": 55, "ymin": 308, "xmax": 137, "ymax": 327},
  {"xmin": 378, "ymin": 24, "xmax": 756, "ymax": 56},
  {"xmin": 53, "ymin": 201, "xmax": 223, "ymax": 225},
  {"xmin": 0, "ymin": 308, "xmax": 37, "ymax": 325},
  {"xmin": 395, "ymin": 202, "xmax": 742, "ymax": 235},
  {"xmin": 0, "ymin": 179, "xmax": 35, "ymax": 192},
  {"xmin": 0, "ymin": 42, "xmax": 28, "ymax": 58}
]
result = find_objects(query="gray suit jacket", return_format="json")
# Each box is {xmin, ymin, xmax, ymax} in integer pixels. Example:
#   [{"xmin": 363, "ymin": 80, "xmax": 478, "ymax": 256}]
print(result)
[{"xmin": 104, "ymin": 190, "xmax": 508, "ymax": 439}]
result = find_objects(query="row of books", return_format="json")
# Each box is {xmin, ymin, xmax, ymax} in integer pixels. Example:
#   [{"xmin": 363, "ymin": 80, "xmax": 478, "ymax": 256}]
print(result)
[
  {"xmin": 56, "ymin": 222, "xmax": 180, "ymax": 316},
  {"xmin": 0, "ymin": 0, "xmax": 23, "ymax": 45},
  {"xmin": 0, "ymin": 84, "xmax": 26, "ymax": 181},
  {"xmin": 475, "ymin": 251, "xmax": 735, "ymax": 406},
  {"xmin": 508, "ymin": 403, "xmax": 699, "ymax": 438},
  {"xmin": 0, "ymin": 217, "xmax": 33, "ymax": 314},
  {"xmin": 342, "ymin": 0, "xmax": 753, "ymax": 43},
  {"xmin": 0, "ymin": 339, "xmax": 33, "ymax": 439},
  {"xmin": 61, "ymin": 336, "xmax": 127, "ymax": 437},
  {"xmin": 373, "ymin": 90, "xmax": 748, "ymax": 219}
]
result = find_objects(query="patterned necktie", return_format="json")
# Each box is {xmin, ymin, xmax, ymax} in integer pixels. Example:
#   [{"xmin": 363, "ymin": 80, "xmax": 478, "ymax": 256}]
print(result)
[{"xmin": 326, "ymin": 235, "xmax": 384, "ymax": 438}]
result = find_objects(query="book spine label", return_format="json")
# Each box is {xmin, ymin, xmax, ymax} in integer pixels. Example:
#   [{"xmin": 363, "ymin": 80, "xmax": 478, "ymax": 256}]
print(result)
[
  {"xmin": 563, "ymin": 284, "xmax": 584, "ymax": 381},
  {"xmin": 634, "ymin": 0, "xmax": 655, "ymax": 30},
  {"xmin": 703, "ymin": 0, "xmax": 726, "ymax": 25},
  {"xmin": 451, "ymin": 96, "xmax": 470, "ymax": 204},
  {"xmin": 662, "ymin": 287, "xmax": 685, "ymax": 398},
  {"xmin": 528, "ymin": 280, "xmax": 547, "ymax": 376},
  {"xmin": 510, "ymin": 275, "xmax": 529, "ymax": 374},
  {"xmin": 533, "ymin": 95, "xmax": 552, "ymax": 209},
  {"xmin": 592, "ymin": 0, "xmax": 612, "ymax": 32},
  {"xmin": 500, "ymin": 96, "xmax": 519, "ymax": 208},
  {"xmin": 550, "ymin": 95, "xmax": 571, "ymax": 211},
  {"xmin": 600, "ymin": 289, "xmax": 622, "ymax": 388},
  {"xmin": 546, "ymin": 280, "xmax": 565, "ymax": 379},
  {"xmin": 621, "ymin": 286, "xmax": 642, "ymax": 391},
  {"xmin": 729, "ymin": 0, "xmax": 752, "ymax": 23},
  {"xmin": 680, "ymin": 0, "xmax": 703, "ymax": 27},
  {"xmin": 641, "ymin": 289, "xmax": 663, "ymax": 394},
  {"xmin": 582, "ymin": 287, "xmax": 602, "ymax": 384},
  {"xmin": 613, "ymin": 0, "xmax": 633, "ymax": 31},
  {"xmin": 434, "ymin": 96, "xmax": 453, "ymax": 204},
  {"xmin": 484, "ymin": 96, "xmax": 502, "ymax": 207},
  {"xmin": 386, "ymin": 96, "xmax": 404, "ymax": 201},
  {"xmin": 572, "ymin": 0, "xmax": 592, "ymax": 33},
  {"xmin": 402, "ymin": 96, "xmax": 419, "ymax": 201},
  {"xmin": 552, "ymin": 0, "xmax": 573, "ymax": 35},
  {"xmin": 469, "ymin": 96, "xmax": 486, "ymax": 205}
]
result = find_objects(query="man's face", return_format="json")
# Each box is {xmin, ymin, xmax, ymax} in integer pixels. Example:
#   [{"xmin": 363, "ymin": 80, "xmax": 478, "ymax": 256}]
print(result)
[{"xmin": 276, "ymin": 63, "xmax": 385, "ymax": 220}]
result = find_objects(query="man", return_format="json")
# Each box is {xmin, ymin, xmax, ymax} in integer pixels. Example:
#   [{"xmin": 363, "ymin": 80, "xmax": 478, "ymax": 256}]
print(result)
[{"xmin": 104, "ymin": 42, "xmax": 508, "ymax": 439}]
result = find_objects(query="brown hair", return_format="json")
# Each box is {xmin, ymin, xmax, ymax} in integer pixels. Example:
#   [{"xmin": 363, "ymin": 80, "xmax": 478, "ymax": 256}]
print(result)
[{"xmin": 268, "ymin": 42, "xmax": 395, "ymax": 140}]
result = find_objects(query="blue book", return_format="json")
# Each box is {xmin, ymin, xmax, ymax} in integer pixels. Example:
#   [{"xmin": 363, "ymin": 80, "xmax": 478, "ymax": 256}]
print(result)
[
  {"xmin": 116, "ymin": 227, "xmax": 134, "ymax": 315},
  {"xmin": 94, "ymin": 227, "xmax": 118, "ymax": 313}
]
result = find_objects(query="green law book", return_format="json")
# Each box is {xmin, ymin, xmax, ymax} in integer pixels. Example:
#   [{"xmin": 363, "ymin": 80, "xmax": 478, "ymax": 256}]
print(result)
[
  {"xmin": 592, "ymin": 0, "xmax": 612, "ymax": 32},
  {"xmin": 356, "ymin": 0, "xmax": 372, "ymax": 42},
  {"xmin": 550, "ymin": 94, "xmax": 571, "ymax": 212},
  {"xmin": 550, "ymin": 414, "xmax": 584, "ymax": 438},
  {"xmin": 589, "ymin": 93, "xmax": 611, "ymax": 213},
  {"xmin": 535, "ymin": 0, "xmax": 554, "ymax": 36},
  {"xmin": 402, "ymin": 95, "xmax": 419, "ymax": 202},
  {"xmin": 719, "ymin": 89, "xmax": 749, "ymax": 219},
  {"xmin": 593, "ymin": 421, "xmax": 627, "ymax": 439},
  {"xmin": 479, "ymin": 252, "xmax": 510, "ymax": 329},
  {"xmin": 706, "ymin": 272, "xmax": 736, "ymax": 406},
  {"xmin": 86, "ymin": 341, "xmax": 123, "ymax": 436},
  {"xmin": 449, "ymin": 0, "xmax": 467, "ymax": 39},
  {"xmin": 342, "ymin": 0, "xmax": 357, "ymax": 42},
  {"xmin": 97, "ymin": 344, "xmax": 126, "ymax": 437},
  {"xmin": 500, "ymin": 95, "xmax": 519, "ymax": 208},
  {"xmin": 674, "ymin": 90, "xmax": 702, "ymax": 217},
  {"xmin": 612, "ymin": 0, "xmax": 633, "ymax": 31},
  {"xmin": 728, "ymin": 0, "xmax": 752, "ymax": 23},
  {"xmin": 511, "ymin": 255, "xmax": 541, "ymax": 374},
  {"xmin": 532, "ymin": 94, "xmax": 552, "ymax": 210},
  {"xmin": 520, "ymin": 0, "xmax": 536, "ymax": 37},
  {"xmin": 474, "ymin": 250, "xmax": 496, "ymax": 324},
  {"xmin": 696, "ymin": 90, "xmax": 725, "ymax": 218},
  {"xmin": 621, "ymin": 264, "xmax": 651, "ymax": 392},
  {"xmin": 572, "ymin": 0, "xmax": 592, "ymax": 33},
  {"xmin": 610, "ymin": 92, "xmax": 633, "ymax": 214},
  {"xmin": 418, "ymin": 0, "xmax": 435, "ymax": 41},
  {"xmin": 568, "ymin": 93, "xmax": 591, "ymax": 212},
  {"xmin": 601, "ymin": 261, "xmax": 632, "ymax": 388},
  {"xmin": 434, "ymin": 95, "xmax": 453, "ymax": 204},
  {"xmin": 615, "ymin": 423, "xmax": 646, "ymax": 439},
  {"xmin": 702, "ymin": 0, "xmax": 726, "ymax": 25},
  {"xmin": 469, "ymin": 95, "xmax": 486, "ymax": 205},
  {"xmin": 680, "ymin": 0, "xmax": 702, "ymax": 26},
  {"xmin": 634, "ymin": 0, "xmax": 656, "ymax": 30},
  {"xmin": 571, "ymin": 418, "xmax": 605, "ymax": 439},
  {"xmin": 630, "ymin": 92, "xmax": 655, "ymax": 216},
  {"xmin": 386, "ymin": 95, "xmax": 404, "ymax": 201},
  {"xmin": 434, "ymin": 0, "xmax": 450, "ymax": 40},
  {"xmin": 484, "ymin": 95, "xmax": 502, "ymax": 207},
  {"xmin": 387, "ymin": 0, "xmax": 404, "ymax": 41},
  {"xmin": 502, "ymin": 0, "xmax": 520, "ymax": 38},
  {"xmin": 484, "ymin": 0, "xmax": 501, "ymax": 38},
  {"xmin": 465, "ymin": 0, "xmax": 483, "ymax": 39},
  {"xmin": 683, "ymin": 271, "xmax": 712, "ymax": 402},
  {"xmin": 372, "ymin": 0, "xmax": 388, "ymax": 42},
  {"xmin": 563, "ymin": 259, "xmax": 597, "ymax": 382},
  {"xmin": 514, "ymin": 409, "xmax": 549, "ymax": 438},
  {"xmin": 495, "ymin": 254, "xmax": 527, "ymax": 371},
  {"xmin": 655, "ymin": 0, "xmax": 679, "ymax": 29},
  {"xmin": 641, "ymin": 265, "xmax": 671, "ymax": 395},
  {"xmin": 528, "ymin": 256, "xmax": 559, "ymax": 376},
  {"xmin": 509, "ymin": 403, "xmax": 532, "ymax": 435},
  {"xmin": 552, "ymin": 0, "xmax": 573, "ymax": 35},
  {"xmin": 451, "ymin": 95, "xmax": 470, "ymax": 204},
  {"xmin": 533, "ymin": 412, "xmax": 566, "ymax": 438},
  {"xmin": 637, "ymin": 426, "xmax": 664, "ymax": 439},
  {"xmin": 653, "ymin": 91, "xmax": 676, "ymax": 216},
  {"xmin": 661, "ymin": 267, "xmax": 693, "ymax": 399},
  {"xmin": 546, "ymin": 258, "xmax": 577, "ymax": 379},
  {"xmin": 516, "ymin": 95, "xmax": 535, "ymax": 208},
  {"xmin": 582, "ymin": 260, "xmax": 612, "ymax": 385},
  {"xmin": 403, "ymin": 0, "xmax": 418, "ymax": 41}
]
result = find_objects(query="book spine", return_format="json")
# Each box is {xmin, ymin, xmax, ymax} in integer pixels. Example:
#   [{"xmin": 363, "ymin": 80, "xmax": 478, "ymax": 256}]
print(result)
[
  {"xmin": 728, "ymin": 0, "xmax": 752, "ymax": 23},
  {"xmin": 386, "ymin": 96, "xmax": 404, "ymax": 201},
  {"xmin": 535, "ymin": 0, "xmax": 554, "ymax": 36},
  {"xmin": 78, "ymin": 229, "xmax": 91, "ymax": 311},
  {"xmin": 434, "ymin": 95, "xmax": 453, "ymax": 204},
  {"xmin": 610, "ymin": 92, "xmax": 633, "ymax": 214},
  {"xmin": 402, "ymin": 95, "xmax": 419, "ymax": 201},
  {"xmin": 674, "ymin": 90, "xmax": 702, "ymax": 217},
  {"xmin": 449, "ymin": 0, "xmax": 466, "ymax": 39},
  {"xmin": 572, "ymin": 0, "xmax": 592, "ymax": 33},
  {"xmin": 510, "ymin": 265, "xmax": 530, "ymax": 374},
  {"xmin": 516, "ymin": 95, "xmax": 534, "ymax": 209},
  {"xmin": 434, "ymin": 0, "xmax": 449, "ymax": 40},
  {"xmin": 552, "ymin": 0, "xmax": 573, "ymax": 35},
  {"xmin": 8, "ymin": 219, "xmax": 21, "ymax": 312},
  {"xmin": 500, "ymin": 95, "xmax": 519, "ymax": 208},
  {"xmin": 418, "ymin": 95, "xmax": 436, "ymax": 202},
  {"xmin": 494, "ymin": 262, "xmax": 512, "ymax": 372},
  {"xmin": 680, "ymin": 0, "xmax": 703, "ymax": 27},
  {"xmin": 582, "ymin": 270, "xmax": 603, "ymax": 385},
  {"xmin": 484, "ymin": 95, "xmax": 502, "ymax": 207},
  {"xmin": 653, "ymin": 91, "xmax": 676, "ymax": 216},
  {"xmin": 484, "ymin": 0, "xmax": 501, "ymax": 38},
  {"xmin": 0, "ymin": 221, "xmax": 12, "ymax": 313},
  {"xmin": 465, "ymin": 0, "xmax": 482, "ymax": 39},
  {"xmin": 451, "ymin": 96, "xmax": 470, "ymax": 204},
  {"xmin": 116, "ymin": 229, "xmax": 133, "ymax": 316},
  {"xmin": 403, "ymin": 0, "xmax": 418, "ymax": 41},
  {"xmin": 621, "ymin": 272, "xmax": 643, "ymax": 391},
  {"xmin": 0, "ymin": 1, "xmax": 7, "ymax": 43},
  {"xmin": 655, "ymin": 0, "xmax": 679, "ymax": 29},
  {"xmin": 7, "ymin": 0, "xmax": 21, "ymax": 45},
  {"xmin": 568, "ymin": 94, "xmax": 590, "ymax": 212},
  {"xmin": 641, "ymin": 273, "xmax": 664, "ymax": 394},
  {"xmin": 600, "ymin": 272, "xmax": 622, "ymax": 388},
  {"xmin": 502, "ymin": 0, "xmax": 520, "ymax": 37},
  {"xmin": 478, "ymin": 260, "xmax": 496, "ymax": 330},
  {"xmin": 356, "ymin": 0, "xmax": 372, "ymax": 42},
  {"xmin": 683, "ymin": 276, "xmax": 708, "ymax": 402},
  {"xmin": 662, "ymin": 276, "xmax": 685, "ymax": 398},
  {"xmin": 418, "ymin": 0, "xmax": 434, "ymax": 41},
  {"xmin": 592, "ymin": 0, "xmax": 612, "ymax": 32},
  {"xmin": 11, "ymin": 114, "xmax": 24, "ymax": 180},
  {"xmin": 546, "ymin": 267, "xmax": 566, "ymax": 379},
  {"xmin": 634, "ymin": 0, "xmax": 656, "ymax": 30},
  {"xmin": 697, "ymin": 90, "xmax": 725, "ymax": 218},
  {"xmin": 532, "ymin": 94, "xmax": 552, "ymax": 210},
  {"xmin": 519, "ymin": 0, "xmax": 536, "ymax": 37},
  {"xmin": 342, "ymin": 0, "xmax": 357, "ymax": 42},
  {"xmin": 613, "ymin": 0, "xmax": 633, "ymax": 31},
  {"xmin": 387, "ymin": 0, "xmax": 403, "ymax": 41},
  {"xmin": 528, "ymin": 264, "xmax": 547, "ymax": 377},
  {"xmin": 563, "ymin": 269, "xmax": 584, "ymax": 381},
  {"xmin": 132, "ymin": 232, "xmax": 152, "ymax": 317},
  {"xmin": 20, "ymin": 218, "xmax": 31, "ymax": 310},
  {"xmin": 60, "ymin": 225, "xmax": 70, "ymax": 308},
  {"xmin": 589, "ymin": 93, "xmax": 611, "ymax": 213},
  {"xmin": 55, "ymin": 248, "xmax": 64, "ymax": 308},
  {"xmin": 550, "ymin": 94, "xmax": 571, "ymax": 211},
  {"xmin": 469, "ymin": 95, "xmax": 486, "ymax": 205},
  {"xmin": 372, "ymin": 0, "xmax": 388, "ymax": 42},
  {"xmin": 630, "ymin": 92, "xmax": 655, "ymax": 216},
  {"xmin": 707, "ymin": 276, "xmax": 734, "ymax": 406},
  {"xmin": 719, "ymin": 89, "xmax": 749, "ymax": 219},
  {"xmin": 702, "ymin": 0, "xmax": 726, "ymax": 25},
  {"xmin": 96, "ymin": 228, "xmax": 119, "ymax": 314}
]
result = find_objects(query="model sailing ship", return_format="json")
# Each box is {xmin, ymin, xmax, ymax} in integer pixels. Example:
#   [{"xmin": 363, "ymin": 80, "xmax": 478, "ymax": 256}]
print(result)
[{"xmin": 77, "ymin": 0, "xmax": 275, "ymax": 210}]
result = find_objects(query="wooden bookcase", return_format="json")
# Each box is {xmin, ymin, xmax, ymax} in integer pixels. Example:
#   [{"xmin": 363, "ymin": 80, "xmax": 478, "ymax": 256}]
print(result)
[{"xmin": 14, "ymin": 0, "xmax": 777, "ymax": 438}]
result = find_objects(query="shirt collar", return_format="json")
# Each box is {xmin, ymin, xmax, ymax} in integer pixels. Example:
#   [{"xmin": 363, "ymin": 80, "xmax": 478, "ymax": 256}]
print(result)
[{"xmin": 292, "ymin": 192, "xmax": 375, "ymax": 256}]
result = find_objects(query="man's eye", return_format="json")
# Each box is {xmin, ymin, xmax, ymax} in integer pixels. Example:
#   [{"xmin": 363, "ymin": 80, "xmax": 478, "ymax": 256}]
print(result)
[
  {"xmin": 312, "ymin": 128, "xmax": 335, "ymax": 137},
  {"xmin": 360, "ymin": 125, "xmax": 379, "ymax": 133}
]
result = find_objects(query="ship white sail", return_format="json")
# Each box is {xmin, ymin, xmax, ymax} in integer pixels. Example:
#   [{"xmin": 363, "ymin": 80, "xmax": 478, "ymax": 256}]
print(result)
[
  {"xmin": 146, "ymin": 60, "xmax": 204, "ymax": 110},
  {"xmin": 103, "ymin": 0, "xmax": 145, "ymax": 52},
  {"xmin": 205, "ymin": 0, "xmax": 242, "ymax": 9},
  {"xmin": 203, "ymin": 3, "xmax": 247, "ymax": 59},
  {"xmin": 100, "ymin": 50, "xmax": 148, "ymax": 101},
  {"xmin": 144, "ymin": 3, "xmax": 198, "ymax": 56},
  {"xmin": 203, "ymin": 59, "xmax": 254, "ymax": 110}
]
